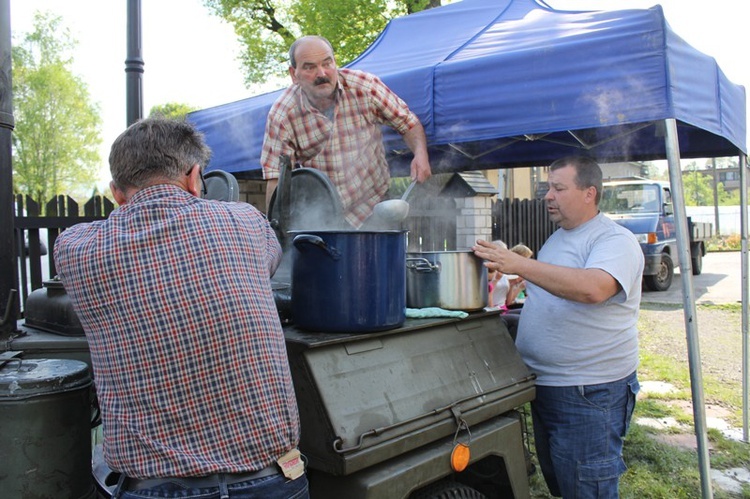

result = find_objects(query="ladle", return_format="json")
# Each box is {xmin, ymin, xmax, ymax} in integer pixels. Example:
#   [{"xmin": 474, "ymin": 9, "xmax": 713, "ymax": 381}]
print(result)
[
  {"xmin": 371, "ymin": 179, "xmax": 417, "ymax": 223},
  {"xmin": 400, "ymin": 179, "xmax": 417, "ymax": 201},
  {"xmin": 372, "ymin": 199, "xmax": 409, "ymax": 223}
]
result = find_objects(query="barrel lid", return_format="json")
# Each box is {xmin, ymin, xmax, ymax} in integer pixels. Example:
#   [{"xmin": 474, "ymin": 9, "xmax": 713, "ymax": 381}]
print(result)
[{"xmin": 0, "ymin": 358, "xmax": 91, "ymax": 398}]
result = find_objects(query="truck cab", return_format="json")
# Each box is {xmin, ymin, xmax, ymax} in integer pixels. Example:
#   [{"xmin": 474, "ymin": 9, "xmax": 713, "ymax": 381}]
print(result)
[{"xmin": 600, "ymin": 179, "xmax": 709, "ymax": 292}]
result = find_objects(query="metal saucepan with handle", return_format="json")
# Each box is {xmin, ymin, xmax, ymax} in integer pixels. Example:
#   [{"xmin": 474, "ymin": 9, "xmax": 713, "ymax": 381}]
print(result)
[{"xmin": 406, "ymin": 250, "xmax": 488, "ymax": 311}]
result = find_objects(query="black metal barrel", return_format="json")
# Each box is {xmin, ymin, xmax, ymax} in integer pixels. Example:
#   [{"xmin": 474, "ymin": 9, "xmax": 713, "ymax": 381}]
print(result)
[{"xmin": 0, "ymin": 358, "xmax": 95, "ymax": 498}]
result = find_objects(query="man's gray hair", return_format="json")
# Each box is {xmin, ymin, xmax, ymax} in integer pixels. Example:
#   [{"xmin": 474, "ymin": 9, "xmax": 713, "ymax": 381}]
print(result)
[
  {"xmin": 288, "ymin": 35, "xmax": 334, "ymax": 68},
  {"xmin": 109, "ymin": 118, "xmax": 212, "ymax": 191}
]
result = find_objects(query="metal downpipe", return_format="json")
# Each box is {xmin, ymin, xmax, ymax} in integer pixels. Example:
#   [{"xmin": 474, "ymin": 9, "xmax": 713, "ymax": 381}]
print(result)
[
  {"xmin": 125, "ymin": 0, "xmax": 143, "ymax": 126},
  {"xmin": 0, "ymin": 0, "xmax": 18, "ymax": 335}
]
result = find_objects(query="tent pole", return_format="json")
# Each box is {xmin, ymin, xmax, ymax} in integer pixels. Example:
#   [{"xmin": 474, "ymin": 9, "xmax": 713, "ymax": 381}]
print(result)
[
  {"xmin": 663, "ymin": 118, "xmax": 713, "ymax": 499},
  {"xmin": 741, "ymin": 152, "xmax": 748, "ymax": 442}
]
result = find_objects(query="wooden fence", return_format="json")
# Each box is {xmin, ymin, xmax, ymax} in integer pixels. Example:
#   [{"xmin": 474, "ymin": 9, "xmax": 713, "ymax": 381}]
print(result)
[
  {"xmin": 492, "ymin": 198, "xmax": 557, "ymax": 255},
  {"xmin": 13, "ymin": 194, "xmax": 554, "ymax": 310},
  {"xmin": 15, "ymin": 194, "xmax": 115, "ymax": 306}
]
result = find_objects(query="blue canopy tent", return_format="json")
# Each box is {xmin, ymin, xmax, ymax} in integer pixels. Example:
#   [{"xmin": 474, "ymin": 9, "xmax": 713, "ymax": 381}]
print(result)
[
  {"xmin": 188, "ymin": 0, "xmax": 746, "ymax": 178},
  {"xmin": 189, "ymin": 1, "xmax": 747, "ymax": 496}
]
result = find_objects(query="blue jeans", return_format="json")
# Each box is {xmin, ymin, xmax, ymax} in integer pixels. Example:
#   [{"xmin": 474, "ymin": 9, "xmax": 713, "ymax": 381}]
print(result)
[
  {"xmin": 531, "ymin": 372, "xmax": 639, "ymax": 498},
  {"xmin": 117, "ymin": 473, "xmax": 309, "ymax": 499}
]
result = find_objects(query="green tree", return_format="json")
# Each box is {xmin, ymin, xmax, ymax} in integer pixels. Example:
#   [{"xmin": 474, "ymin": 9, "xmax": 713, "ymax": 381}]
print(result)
[
  {"xmin": 12, "ymin": 12, "xmax": 102, "ymax": 203},
  {"xmin": 641, "ymin": 161, "xmax": 665, "ymax": 179},
  {"xmin": 149, "ymin": 102, "xmax": 198, "ymax": 121},
  {"xmin": 719, "ymin": 187, "xmax": 740, "ymax": 206},
  {"xmin": 682, "ymin": 165, "xmax": 714, "ymax": 206},
  {"xmin": 681, "ymin": 160, "xmax": 741, "ymax": 206},
  {"xmin": 203, "ymin": 0, "xmax": 440, "ymax": 86}
]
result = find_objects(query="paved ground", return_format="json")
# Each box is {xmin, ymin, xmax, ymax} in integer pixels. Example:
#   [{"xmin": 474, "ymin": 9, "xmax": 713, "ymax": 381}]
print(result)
[{"xmin": 642, "ymin": 250, "xmax": 742, "ymax": 305}]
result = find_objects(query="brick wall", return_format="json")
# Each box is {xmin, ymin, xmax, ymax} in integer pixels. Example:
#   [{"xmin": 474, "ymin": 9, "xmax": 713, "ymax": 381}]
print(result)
[
  {"xmin": 454, "ymin": 195, "xmax": 493, "ymax": 250},
  {"xmin": 237, "ymin": 179, "xmax": 267, "ymax": 212}
]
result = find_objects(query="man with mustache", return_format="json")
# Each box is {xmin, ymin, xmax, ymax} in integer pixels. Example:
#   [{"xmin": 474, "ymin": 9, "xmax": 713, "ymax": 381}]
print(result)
[
  {"xmin": 261, "ymin": 35, "xmax": 431, "ymax": 227},
  {"xmin": 472, "ymin": 156, "xmax": 644, "ymax": 498}
]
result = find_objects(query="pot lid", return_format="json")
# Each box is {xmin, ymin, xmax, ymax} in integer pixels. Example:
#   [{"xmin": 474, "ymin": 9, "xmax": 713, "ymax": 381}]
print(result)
[
  {"xmin": 204, "ymin": 170, "xmax": 240, "ymax": 202},
  {"xmin": 0, "ymin": 358, "xmax": 91, "ymax": 399},
  {"xmin": 268, "ymin": 168, "xmax": 347, "ymax": 231}
]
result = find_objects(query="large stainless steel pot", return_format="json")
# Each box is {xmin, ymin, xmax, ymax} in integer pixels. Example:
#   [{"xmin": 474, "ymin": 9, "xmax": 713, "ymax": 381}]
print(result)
[{"xmin": 406, "ymin": 251, "xmax": 488, "ymax": 311}]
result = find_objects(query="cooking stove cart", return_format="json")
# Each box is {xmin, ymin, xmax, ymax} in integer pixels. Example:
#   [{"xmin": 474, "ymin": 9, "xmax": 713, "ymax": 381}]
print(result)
[
  {"xmin": 285, "ymin": 310, "xmax": 536, "ymax": 498},
  {"xmin": 4, "ymin": 306, "xmax": 535, "ymax": 498}
]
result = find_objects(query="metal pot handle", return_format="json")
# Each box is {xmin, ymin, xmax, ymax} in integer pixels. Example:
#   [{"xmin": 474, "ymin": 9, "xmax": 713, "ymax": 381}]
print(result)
[
  {"xmin": 293, "ymin": 234, "xmax": 342, "ymax": 260},
  {"xmin": 406, "ymin": 257, "xmax": 440, "ymax": 273}
]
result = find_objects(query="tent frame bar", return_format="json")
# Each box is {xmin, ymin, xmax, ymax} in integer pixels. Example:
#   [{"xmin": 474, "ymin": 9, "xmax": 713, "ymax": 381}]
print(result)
[
  {"xmin": 664, "ymin": 118, "xmax": 713, "ymax": 498},
  {"xmin": 440, "ymin": 122, "xmax": 656, "ymax": 162},
  {"xmin": 741, "ymin": 152, "xmax": 749, "ymax": 442}
]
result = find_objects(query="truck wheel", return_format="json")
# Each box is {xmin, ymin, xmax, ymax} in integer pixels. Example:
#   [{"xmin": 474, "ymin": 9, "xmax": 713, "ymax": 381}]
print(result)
[
  {"xmin": 409, "ymin": 480, "xmax": 487, "ymax": 499},
  {"xmin": 691, "ymin": 245, "xmax": 703, "ymax": 275},
  {"xmin": 644, "ymin": 253, "xmax": 673, "ymax": 292}
]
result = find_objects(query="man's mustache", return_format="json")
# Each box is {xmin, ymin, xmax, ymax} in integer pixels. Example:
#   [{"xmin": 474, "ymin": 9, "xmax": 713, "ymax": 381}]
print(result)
[{"xmin": 314, "ymin": 77, "xmax": 331, "ymax": 86}]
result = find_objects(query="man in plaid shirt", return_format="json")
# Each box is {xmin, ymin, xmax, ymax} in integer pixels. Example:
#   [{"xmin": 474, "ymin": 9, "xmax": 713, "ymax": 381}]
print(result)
[
  {"xmin": 262, "ymin": 35, "xmax": 431, "ymax": 228},
  {"xmin": 55, "ymin": 118, "xmax": 308, "ymax": 498}
]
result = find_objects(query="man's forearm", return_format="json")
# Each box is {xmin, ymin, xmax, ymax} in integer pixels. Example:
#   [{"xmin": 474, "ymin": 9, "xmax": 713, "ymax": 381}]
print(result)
[
  {"xmin": 517, "ymin": 258, "xmax": 619, "ymax": 304},
  {"xmin": 265, "ymin": 178, "xmax": 279, "ymax": 213},
  {"xmin": 403, "ymin": 122, "xmax": 428, "ymax": 156},
  {"xmin": 402, "ymin": 122, "xmax": 431, "ymax": 181}
]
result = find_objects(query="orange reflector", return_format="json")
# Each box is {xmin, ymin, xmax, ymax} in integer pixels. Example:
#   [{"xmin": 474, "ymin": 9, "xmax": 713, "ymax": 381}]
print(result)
[
  {"xmin": 647, "ymin": 233, "xmax": 657, "ymax": 244},
  {"xmin": 450, "ymin": 442, "xmax": 471, "ymax": 472}
]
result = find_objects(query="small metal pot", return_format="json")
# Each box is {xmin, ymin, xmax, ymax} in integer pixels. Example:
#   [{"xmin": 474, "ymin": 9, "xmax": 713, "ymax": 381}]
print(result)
[{"xmin": 406, "ymin": 251, "xmax": 488, "ymax": 311}]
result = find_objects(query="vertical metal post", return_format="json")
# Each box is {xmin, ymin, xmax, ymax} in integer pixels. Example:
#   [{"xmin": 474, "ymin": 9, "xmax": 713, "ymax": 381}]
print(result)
[
  {"xmin": 711, "ymin": 158, "xmax": 720, "ymax": 235},
  {"xmin": 0, "ymin": 0, "xmax": 18, "ymax": 335},
  {"xmin": 664, "ymin": 118, "xmax": 713, "ymax": 498},
  {"xmin": 126, "ymin": 0, "xmax": 143, "ymax": 126},
  {"xmin": 741, "ymin": 152, "xmax": 748, "ymax": 442}
]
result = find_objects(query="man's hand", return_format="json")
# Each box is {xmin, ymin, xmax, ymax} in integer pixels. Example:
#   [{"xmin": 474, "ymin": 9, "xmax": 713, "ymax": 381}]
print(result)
[
  {"xmin": 403, "ymin": 122, "xmax": 431, "ymax": 183},
  {"xmin": 411, "ymin": 153, "xmax": 432, "ymax": 183},
  {"xmin": 472, "ymin": 239, "xmax": 522, "ymax": 275}
]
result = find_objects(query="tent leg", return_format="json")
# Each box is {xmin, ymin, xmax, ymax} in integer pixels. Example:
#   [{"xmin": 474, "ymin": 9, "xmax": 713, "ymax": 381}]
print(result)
[
  {"xmin": 741, "ymin": 153, "xmax": 749, "ymax": 442},
  {"xmin": 664, "ymin": 118, "xmax": 713, "ymax": 499}
]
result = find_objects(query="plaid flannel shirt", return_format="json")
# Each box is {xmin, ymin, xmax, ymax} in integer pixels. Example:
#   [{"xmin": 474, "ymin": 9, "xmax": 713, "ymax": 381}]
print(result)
[{"xmin": 54, "ymin": 185, "xmax": 300, "ymax": 478}]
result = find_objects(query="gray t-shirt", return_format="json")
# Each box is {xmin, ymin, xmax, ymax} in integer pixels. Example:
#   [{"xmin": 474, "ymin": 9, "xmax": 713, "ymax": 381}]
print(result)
[{"xmin": 516, "ymin": 213, "xmax": 644, "ymax": 386}]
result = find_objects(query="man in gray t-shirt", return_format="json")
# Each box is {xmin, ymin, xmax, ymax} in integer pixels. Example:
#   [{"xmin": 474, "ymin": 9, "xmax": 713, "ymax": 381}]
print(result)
[{"xmin": 473, "ymin": 156, "xmax": 644, "ymax": 498}]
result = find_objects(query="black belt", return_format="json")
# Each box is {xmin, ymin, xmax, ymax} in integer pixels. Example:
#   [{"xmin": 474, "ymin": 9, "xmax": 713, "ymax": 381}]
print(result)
[{"xmin": 125, "ymin": 466, "xmax": 279, "ymax": 491}]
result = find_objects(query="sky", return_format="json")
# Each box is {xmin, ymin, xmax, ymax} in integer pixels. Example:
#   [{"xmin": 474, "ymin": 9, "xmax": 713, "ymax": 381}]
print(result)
[
  {"xmin": 10, "ymin": 0, "xmax": 749, "ymax": 187},
  {"xmin": 11, "ymin": 0, "xmax": 257, "ymax": 188}
]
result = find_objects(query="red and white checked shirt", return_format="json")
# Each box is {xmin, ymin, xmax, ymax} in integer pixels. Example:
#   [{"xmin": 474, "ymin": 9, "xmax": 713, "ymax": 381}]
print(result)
[
  {"xmin": 54, "ymin": 185, "xmax": 300, "ymax": 478},
  {"xmin": 262, "ymin": 68, "xmax": 420, "ymax": 226}
]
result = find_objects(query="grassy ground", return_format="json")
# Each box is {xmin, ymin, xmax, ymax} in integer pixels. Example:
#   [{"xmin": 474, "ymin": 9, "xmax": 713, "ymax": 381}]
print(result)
[{"xmin": 527, "ymin": 303, "xmax": 750, "ymax": 498}]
